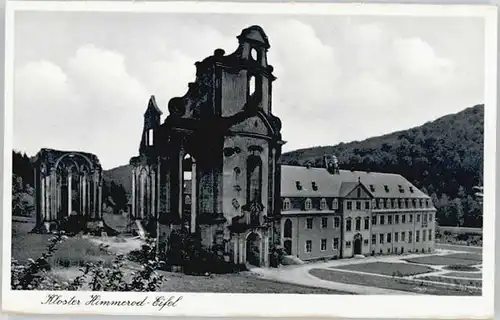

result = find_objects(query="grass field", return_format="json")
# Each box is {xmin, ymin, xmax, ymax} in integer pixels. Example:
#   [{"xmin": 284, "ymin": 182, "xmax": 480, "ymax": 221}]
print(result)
[
  {"xmin": 442, "ymin": 272, "xmax": 482, "ymax": 279},
  {"xmin": 419, "ymin": 276, "xmax": 482, "ymax": 287},
  {"xmin": 331, "ymin": 262, "xmax": 435, "ymax": 276},
  {"xmin": 404, "ymin": 255, "xmax": 481, "ymax": 266},
  {"xmin": 12, "ymin": 221, "xmax": 116, "ymax": 268},
  {"xmin": 159, "ymin": 271, "xmax": 352, "ymax": 294},
  {"xmin": 309, "ymin": 269, "xmax": 481, "ymax": 296}
]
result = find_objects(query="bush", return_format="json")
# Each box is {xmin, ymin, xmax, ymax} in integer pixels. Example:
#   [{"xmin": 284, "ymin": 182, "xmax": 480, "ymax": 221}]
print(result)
[{"xmin": 11, "ymin": 231, "xmax": 166, "ymax": 292}]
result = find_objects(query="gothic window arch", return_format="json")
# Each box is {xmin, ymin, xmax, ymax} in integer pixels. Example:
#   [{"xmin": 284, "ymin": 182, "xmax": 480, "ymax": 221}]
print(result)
[{"xmin": 246, "ymin": 155, "xmax": 262, "ymax": 204}]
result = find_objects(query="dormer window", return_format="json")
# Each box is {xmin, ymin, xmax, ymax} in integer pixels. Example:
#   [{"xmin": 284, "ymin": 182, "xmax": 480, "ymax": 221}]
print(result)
[
  {"xmin": 426, "ymin": 199, "xmax": 430, "ymax": 208},
  {"xmin": 282, "ymin": 198, "xmax": 291, "ymax": 211},
  {"xmin": 296, "ymin": 181, "xmax": 302, "ymax": 191},
  {"xmin": 320, "ymin": 198, "xmax": 327, "ymax": 210},
  {"xmin": 332, "ymin": 198, "xmax": 339, "ymax": 210},
  {"xmin": 369, "ymin": 184, "xmax": 375, "ymax": 192},
  {"xmin": 409, "ymin": 186, "xmax": 414, "ymax": 193},
  {"xmin": 312, "ymin": 181, "xmax": 318, "ymax": 191},
  {"xmin": 398, "ymin": 185, "xmax": 404, "ymax": 193},
  {"xmin": 384, "ymin": 185, "xmax": 389, "ymax": 192},
  {"xmin": 419, "ymin": 199, "xmax": 423, "ymax": 207},
  {"xmin": 147, "ymin": 129, "xmax": 154, "ymax": 146},
  {"xmin": 304, "ymin": 198, "xmax": 312, "ymax": 210}
]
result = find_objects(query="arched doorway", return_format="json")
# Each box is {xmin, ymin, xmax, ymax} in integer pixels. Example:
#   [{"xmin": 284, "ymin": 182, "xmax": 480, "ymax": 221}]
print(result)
[
  {"xmin": 353, "ymin": 233, "xmax": 362, "ymax": 255},
  {"xmin": 246, "ymin": 232, "xmax": 262, "ymax": 266},
  {"xmin": 284, "ymin": 240, "xmax": 292, "ymax": 255}
]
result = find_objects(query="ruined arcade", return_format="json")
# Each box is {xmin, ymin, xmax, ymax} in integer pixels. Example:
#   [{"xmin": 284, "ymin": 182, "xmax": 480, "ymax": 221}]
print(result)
[{"xmin": 32, "ymin": 148, "xmax": 104, "ymax": 233}]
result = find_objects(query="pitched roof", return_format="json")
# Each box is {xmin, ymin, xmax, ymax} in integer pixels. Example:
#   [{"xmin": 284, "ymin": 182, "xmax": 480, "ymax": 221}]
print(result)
[{"xmin": 280, "ymin": 165, "xmax": 429, "ymax": 199}]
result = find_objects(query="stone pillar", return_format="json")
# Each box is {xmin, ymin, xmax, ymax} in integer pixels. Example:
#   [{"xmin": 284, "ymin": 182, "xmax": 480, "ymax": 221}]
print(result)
[
  {"xmin": 239, "ymin": 238, "xmax": 244, "ymax": 264},
  {"xmin": 93, "ymin": 174, "xmax": 98, "ymax": 220},
  {"xmin": 178, "ymin": 152, "xmax": 184, "ymax": 221},
  {"xmin": 131, "ymin": 168, "xmax": 136, "ymax": 219},
  {"xmin": 264, "ymin": 232, "xmax": 269, "ymax": 267},
  {"xmin": 40, "ymin": 174, "xmax": 46, "ymax": 221},
  {"xmin": 50, "ymin": 170, "xmax": 57, "ymax": 221},
  {"xmin": 98, "ymin": 183, "xmax": 102, "ymax": 220},
  {"xmin": 82, "ymin": 176, "xmax": 87, "ymax": 217},
  {"xmin": 140, "ymin": 172, "xmax": 145, "ymax": 219},
  {"xmin": 190, "ymin": 158, "xmax": 197, "ymax": 233},
  {"xmin": 44, "ymin": 175, "xmax": 50, "ymax": 221},
  {"xmin": 67, "ymin": 172, "xmax": 72, "ymax": 215},
  {"xmin": 151, "ymin": 170, "xmax": 156, "ymax": 220}
]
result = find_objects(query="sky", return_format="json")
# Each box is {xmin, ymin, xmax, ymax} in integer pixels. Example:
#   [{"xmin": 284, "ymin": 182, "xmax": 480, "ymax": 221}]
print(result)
[{"xmin": 12, "ymin": 11, "xmax": 485, "ymax": 170}]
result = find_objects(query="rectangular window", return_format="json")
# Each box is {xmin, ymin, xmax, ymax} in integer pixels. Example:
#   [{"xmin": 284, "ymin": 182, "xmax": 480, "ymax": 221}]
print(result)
[
  {"xmin": 416, "ymin": 230, "xmax": 420, "ymax": 242},
  {"xmin": 384, "ymin": 199, "xmax": 388, "ymax": 208},
  {"xmin": 346, "ymin": 219, "xmax": 352, "ymax": 232},
  {"xmin": 365, "ymin": 201, "xmax": 370, "ymax": 210},
  {"xmin": 417, "ymin": 214, "xmax": 421, "ymax": 223},
  {"xmin": 347, "ymin": 201, "xmax": 352, "ymax": 210},
  {"xmin": 409, "ymin": 214, "xmax": 413, "ymax": 223},
  {"xmin": 321, "ymin": 217, "xmax": 328, "ymax": 228},
  {"xmin": 395, "ymin": 232, "xmax": 399, "ymax": 242},
  {"xmin": 423, "ymin": 213, "xmax": 427, "ymax": 223},
  {"xmin": 428, "ymin": 230, "xmax": 432, "ymax": 241},
  {"xmin": 429, "ymin": 213, "xmax": 433, "ymax": 222},
  {"xmin": 355, "ymin": 218, "xmax": 361, "ymax": 231},
  {"xmin": 395, "ymin": 215, "xmax": 399, "ymax": 224},
  {"xmin": 346, "ymin": 241, "xmax": 352, "ymax": 248},
  {"xmin": 306, "ymin": 218, "xmax": 313, "ymax": 229},
  {"xmin": 391, "ymin": 199, "xmax": 395, "ymax": 208},
  {"xmin": 401, "ymin": 231, "xmax": 406, "ymax": 242},
  {"xmin": 380, "ymin": 215, "xmax": 385, "ymax": 225},
  {"xmin": 388, "ymin": 215, "xmax": 393, "ymax": 225},
  {"xmin": 423, "ymin": 230, "xmax": 427, "ymax": 242},
  {"xmin": 305, "ymin": 240, "xmax": 312, "ymax": 253},
  {"xmin": 402, "ymin": 214, "xmax": 406, "ymax": 224},
  {"xmin": 321, "ymin": 239, "xmax": 327, "ymax": 251},
  {"xmin": 334, "ymin": 217, "xmax": 340, "ymax": 228},
  {"xmin": 147, "ymin": 128, "xmax": 154, "ymax": 146},
  {"xmin": 372, "ymin": 215, "xmax": 377, "ymax": 225},
  {"xmin": 364, "ymin": 217, "xmax": 369, "ymax": 230},
  {"xmin": 409, "ymin": 231, "xmax": 413, "ymax": 243},
  {"xmin": 363, "ymin": 239, "xmax": 369, "ymax": 246},
  {"xmin": 333, "ymin": 238, "xmax": 339, "ymax": 249},
  {"xmin": 371, "ymin": 234, "xmax": 376, "ymax": 244},
  {"xmin": 387, "ymin": 233, "xmax": 392, "ymax": 243},
  {"xmin": 380, "ymin": 234, "xmax": 385, "ymax": 244},
  {"xmin": 356, "ymin": 201, "xmax": 361, "ymax": 210}
]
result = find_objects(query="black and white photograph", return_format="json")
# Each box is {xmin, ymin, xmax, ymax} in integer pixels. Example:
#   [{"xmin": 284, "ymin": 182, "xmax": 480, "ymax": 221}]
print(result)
[{"xmin": 2, "ymin": 1, "xmax": 497, "ymax": 318}]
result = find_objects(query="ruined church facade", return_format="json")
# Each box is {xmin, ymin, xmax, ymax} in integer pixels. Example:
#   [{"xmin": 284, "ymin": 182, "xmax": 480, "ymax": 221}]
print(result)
[
  {"xmin": 32, "ymin": 148, "xmax": 104, "ymax": 233},
  {"xmin": 130, "ymin": 26, "xmax": 284, "ymax": 267}
]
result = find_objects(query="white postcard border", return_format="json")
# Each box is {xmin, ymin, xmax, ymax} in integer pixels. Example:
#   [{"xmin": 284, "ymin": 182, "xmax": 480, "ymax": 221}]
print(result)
[{"xmin": 2, "ymin": 1, "xmax": 497, "ymax": 318}]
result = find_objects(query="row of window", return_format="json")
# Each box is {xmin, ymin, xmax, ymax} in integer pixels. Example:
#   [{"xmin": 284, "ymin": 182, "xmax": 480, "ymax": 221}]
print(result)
[
  {"xmin": 371, "ymin": 212, "xmax": 433, "ymax": 226},
  {"xmin": 301, "ymin": 213, "xmax": 433, "ymax": 231},
  {"xmin": 304, "ymin": 230, "xmax": 433, "ymax": 253},
  {"xmin": 282, "ymin": 197, "xmax": 432, "ymax": 211},
  {"xmin": 371, "ymin": 229, "xmax": 433, "ymax": 244}
]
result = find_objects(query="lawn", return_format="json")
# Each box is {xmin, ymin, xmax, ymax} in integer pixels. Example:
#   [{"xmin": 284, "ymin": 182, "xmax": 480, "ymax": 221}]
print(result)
[
  {"xmin": 12, "ymin": 221, "xmax": 115, "ymax": 268},
  {"xmin": 331, "ymin": 262, "xmax": 435, "ymax": 276},
  {"xmin": 309, "ymin": 269, "xmax": 481, "ymax": 296},
  {"xmin": 443, "ymin": 252, "xmax": 482, "ymax": 262},
  {"xmin": 419, "ymin": 276, "xmax": 482, "ymax": 287},
  {"xmin": 159, "ymin": 271, "xmax": 353, "ymax": 294},
  {"xmin": 404, "ymin": 254, "xmax": 481, "ymax": 266},
  {"xmin": 443, "ymin": 272, "xmax": 482, "ymax": 279}
]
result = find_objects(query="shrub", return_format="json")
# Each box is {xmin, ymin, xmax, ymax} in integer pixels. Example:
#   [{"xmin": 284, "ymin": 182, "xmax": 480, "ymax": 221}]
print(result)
[{"xmin": 11, "ymin": 231, "xmax": 166, "ymax": 292}]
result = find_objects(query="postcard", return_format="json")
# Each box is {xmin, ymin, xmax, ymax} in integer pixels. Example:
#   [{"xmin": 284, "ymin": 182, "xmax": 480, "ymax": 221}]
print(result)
[{"xmin": 2, "ymin": 1, "xmax": 497, "ymax": 318}]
